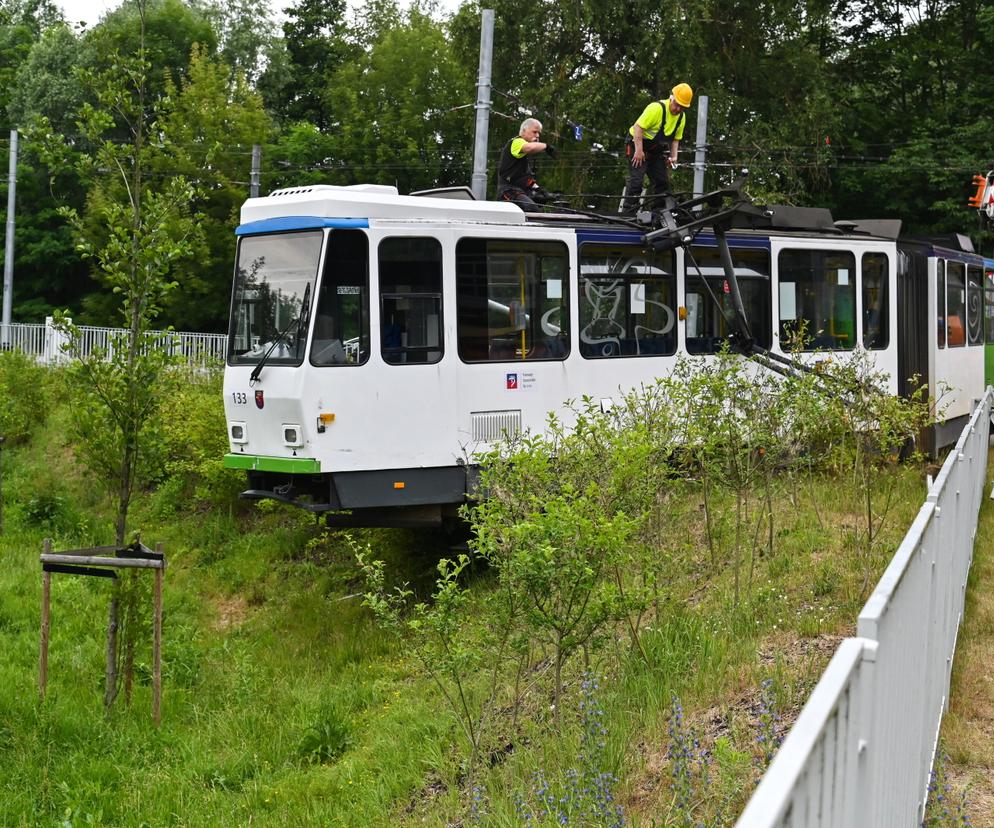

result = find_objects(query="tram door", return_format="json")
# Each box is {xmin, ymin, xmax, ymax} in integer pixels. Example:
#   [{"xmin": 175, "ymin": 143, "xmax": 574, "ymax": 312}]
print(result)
[{"xmin": 896, "ymin": 244, "xmax": 931, "ymax": 452}]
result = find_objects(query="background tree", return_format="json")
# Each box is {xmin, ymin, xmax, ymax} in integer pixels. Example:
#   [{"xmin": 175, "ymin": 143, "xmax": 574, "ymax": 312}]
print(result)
[
  {"xmin": 270, "ymin": 0, "xmax": 351, "ymax": 129},
  {"xmin": 320, "ymin": 2, "xmax": 475, "ymax": 192},
  {"xmin": 154, "ymin": 44, "xmax": 271, "ymax": 329},
  {"xmin": 199, "ymin": 0, "xmax": 277, "ymax": 85}
]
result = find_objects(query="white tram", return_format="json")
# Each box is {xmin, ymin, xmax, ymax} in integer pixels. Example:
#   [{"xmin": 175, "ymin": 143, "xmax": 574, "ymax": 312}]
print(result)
[{"xmin": 222, "ymin": 184, "xmax": 989, "ymax": 526}]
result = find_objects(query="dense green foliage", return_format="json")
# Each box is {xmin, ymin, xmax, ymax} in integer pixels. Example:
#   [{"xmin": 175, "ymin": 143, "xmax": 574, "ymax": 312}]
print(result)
[{"xmin": 0, "ymin": 0, "xmax": 990, "ymax": 331}]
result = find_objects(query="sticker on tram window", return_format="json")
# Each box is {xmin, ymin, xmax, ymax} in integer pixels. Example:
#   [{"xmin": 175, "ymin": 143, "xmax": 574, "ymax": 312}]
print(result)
[{"xmin": 231, "ymin": 391, "xmax": 248, "ymax": 405}]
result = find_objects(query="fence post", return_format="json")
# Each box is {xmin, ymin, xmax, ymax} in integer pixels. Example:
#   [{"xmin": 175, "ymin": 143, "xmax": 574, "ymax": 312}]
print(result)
[
  {"xmin": 851, "ymin": 639, "xmax": 878, "ymax": 826},
  {"xmin": 39, "ymin": 537, "xmax": 52, "ymax": 702},
  {"xmin": 44, "ymin": 316, "xmax": 71, "ymax": 365}
]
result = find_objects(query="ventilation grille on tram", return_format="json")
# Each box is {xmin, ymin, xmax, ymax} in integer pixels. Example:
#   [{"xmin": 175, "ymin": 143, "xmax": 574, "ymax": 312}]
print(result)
[{"xmin": 471, "ymin": 410, "xmax": 522, "ymax": 443}]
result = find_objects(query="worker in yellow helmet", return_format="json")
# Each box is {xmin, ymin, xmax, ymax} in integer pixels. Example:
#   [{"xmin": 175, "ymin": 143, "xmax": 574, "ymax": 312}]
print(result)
[{"xmin": 622, "ymin": 83, "xmax": 693, "ymax": 213}]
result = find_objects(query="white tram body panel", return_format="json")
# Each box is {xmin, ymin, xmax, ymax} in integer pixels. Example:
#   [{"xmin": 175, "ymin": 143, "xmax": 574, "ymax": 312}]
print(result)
[
  {"xmin": 928, "ymin": 253, "xmax": 986, "ymax": 423},
  {"xmin": 222, "ymin": 184, "xmax": 978, "ymax": 523}
]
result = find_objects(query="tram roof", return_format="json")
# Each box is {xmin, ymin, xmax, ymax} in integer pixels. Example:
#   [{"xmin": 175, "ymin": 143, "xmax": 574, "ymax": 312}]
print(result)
[
  {"xmin": 238, "ymin": 183, "xmax": 911, "ymax": 248},
  {"xmin": 240, "ymin": 184, "xmax": 527, "ymax": 227}
]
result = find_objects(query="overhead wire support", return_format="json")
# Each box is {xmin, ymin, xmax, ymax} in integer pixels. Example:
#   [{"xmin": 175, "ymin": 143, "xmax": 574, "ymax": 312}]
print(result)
[{"xmin": 470, "ymin": 9, "xmax": 494, "ymax": 201}]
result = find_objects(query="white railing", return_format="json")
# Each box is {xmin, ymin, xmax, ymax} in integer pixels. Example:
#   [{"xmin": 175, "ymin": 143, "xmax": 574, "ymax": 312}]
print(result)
[
  {"xmin": 0, "ymin": 322, "xmax": 46, "ymax": 356},
  {"xmin": 737, "ymin": 388, "xmax": 992, "ymax": 827},
  {"xmin": 1, "ymin": 319, "xmax": 227, "ymax": 371}
]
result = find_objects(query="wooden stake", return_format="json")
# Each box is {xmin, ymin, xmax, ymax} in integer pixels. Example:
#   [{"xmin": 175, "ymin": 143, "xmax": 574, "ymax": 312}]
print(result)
[
  {"xmin": 152, "ymin": 542, "xmax": 163, "ymax": 726},
  {"xmin": 104, "ymin": 593, "xmax": 119, "ymax": 711},
  {"xmin": 39, "ymin": 538, "xmax": 51, "ymax": 702}
]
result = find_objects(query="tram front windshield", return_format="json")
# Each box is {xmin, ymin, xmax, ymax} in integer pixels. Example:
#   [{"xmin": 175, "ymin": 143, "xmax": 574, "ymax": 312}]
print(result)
[{"xmin": 228, "ymin": 231, "xmax": 322, "ymax": 366}]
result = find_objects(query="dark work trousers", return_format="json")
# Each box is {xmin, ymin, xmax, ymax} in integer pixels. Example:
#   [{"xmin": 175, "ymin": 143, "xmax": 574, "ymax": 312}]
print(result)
[
  {"xmin": 622, "ymin": 139, "xmax": 670, "ymax": 213},
  {"xmin": 498, "ymin": 186, "xmax": 541, "ymax": 212}
]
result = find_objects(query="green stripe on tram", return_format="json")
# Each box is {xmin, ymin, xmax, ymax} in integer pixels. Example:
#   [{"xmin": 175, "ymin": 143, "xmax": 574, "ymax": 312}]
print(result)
[{"xmin": 223, "ymin": 454, "xmax": 321, "ymax": 473}]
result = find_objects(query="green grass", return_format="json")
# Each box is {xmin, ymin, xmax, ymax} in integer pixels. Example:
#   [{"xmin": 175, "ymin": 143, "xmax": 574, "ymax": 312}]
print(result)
[{"xmin": 0, "ymin": 380, "xmax": 939, "ymax": 827}]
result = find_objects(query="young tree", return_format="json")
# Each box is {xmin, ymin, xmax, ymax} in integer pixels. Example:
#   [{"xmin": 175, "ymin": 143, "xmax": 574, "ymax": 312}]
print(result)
[{"xmin": 38, "ymin": 0, "xmax": 201, "ymax": 709}]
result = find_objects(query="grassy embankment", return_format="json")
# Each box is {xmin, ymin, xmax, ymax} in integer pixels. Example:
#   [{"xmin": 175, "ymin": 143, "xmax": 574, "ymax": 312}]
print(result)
[{"xmin": 0, "ymin": 354, "xmax": 947, "ymax": 826}]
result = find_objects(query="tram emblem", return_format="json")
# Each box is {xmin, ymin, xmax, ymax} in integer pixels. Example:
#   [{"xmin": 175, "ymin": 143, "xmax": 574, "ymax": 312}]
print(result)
[
  {"xmin": 255, "ymin": 389, "xmax": 265, "ymax": 409},
  {"xmin": 506, "ymin": 373, "xmax": 518, "ymax": 390}
]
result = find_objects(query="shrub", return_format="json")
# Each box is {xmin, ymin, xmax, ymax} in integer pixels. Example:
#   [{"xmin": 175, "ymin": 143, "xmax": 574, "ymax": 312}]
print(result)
[
  {"xmin": 157, "ymin": 370, "xmax": 242, "ymax": 507},
  {"xmin": 0, "ymin": 350, "xmax": 49, "ymax": 445}
]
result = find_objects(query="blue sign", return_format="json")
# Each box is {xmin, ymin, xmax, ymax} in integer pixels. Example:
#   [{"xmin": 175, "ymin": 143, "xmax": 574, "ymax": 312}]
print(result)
[{"xmin": 573, "ymin": 124, "xmax": 583, "ymax": 141}]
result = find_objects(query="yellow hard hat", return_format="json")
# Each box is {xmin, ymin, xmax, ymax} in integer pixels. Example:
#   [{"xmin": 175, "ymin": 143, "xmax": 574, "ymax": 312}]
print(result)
[{"xmin": 672, "ymin": 83, "xmax": 693, "ymax": 108}]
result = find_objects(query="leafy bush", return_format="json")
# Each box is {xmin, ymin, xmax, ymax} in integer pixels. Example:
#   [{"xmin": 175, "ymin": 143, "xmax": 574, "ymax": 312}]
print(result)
[
  {"xmin": 0, "ymin": 350, "xmax": 50, "ymax": 445},
  {"xmin": 10, "ymin": 474, "xmax": 90, "ymax": 539},
  {"xmin": 157, "ymin": 369, "xmax": 242, "ymax": 507}
]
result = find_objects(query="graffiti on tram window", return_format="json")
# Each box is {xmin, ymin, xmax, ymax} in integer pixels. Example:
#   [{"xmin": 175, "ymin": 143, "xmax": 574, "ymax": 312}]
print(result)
[
  {"xmin": 578, "ymin": 245, "xmax": 677, "ymax": 359},
  {"xmin": 967, "ymin": 265, "xmax": 984, "ymax": 346}
]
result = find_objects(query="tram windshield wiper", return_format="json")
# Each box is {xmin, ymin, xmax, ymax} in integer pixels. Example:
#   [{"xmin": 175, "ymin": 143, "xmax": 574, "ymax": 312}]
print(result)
[
  {"xmin": 248, "ymin": 317, "xmax": 298, "ymax": 383},
  {"xmin": 248, "ymin": 283, "xmax": 312, "ymax": 384}
]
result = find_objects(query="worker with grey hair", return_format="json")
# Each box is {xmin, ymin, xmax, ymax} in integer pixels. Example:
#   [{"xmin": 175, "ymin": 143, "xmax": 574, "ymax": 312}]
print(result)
[{"xmin": 496, "ymin": 117, "xmax": 558, "ymax": 211}]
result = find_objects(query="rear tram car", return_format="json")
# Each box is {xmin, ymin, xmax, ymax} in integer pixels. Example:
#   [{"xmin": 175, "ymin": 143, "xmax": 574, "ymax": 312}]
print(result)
[{"xmin": 222, "ymin": 184, "xmax": 992, "ymax": 526}]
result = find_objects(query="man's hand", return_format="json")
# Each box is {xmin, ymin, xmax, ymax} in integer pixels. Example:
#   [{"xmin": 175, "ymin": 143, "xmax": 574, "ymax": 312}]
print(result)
[
  {"xmin": 632, "ymin": 147, "xmax": 645, "ymax": 166},
  {"xmin": 530, "ymin": 186, "xmax": 552, "ymax": 203},
  {"xmin": 545, "ymin": 144, "xmax": 557, "ymax": 159}
]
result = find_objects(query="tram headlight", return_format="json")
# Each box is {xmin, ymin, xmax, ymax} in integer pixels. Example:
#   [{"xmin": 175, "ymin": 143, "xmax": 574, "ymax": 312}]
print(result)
[
  {"xmin": 283, "ymin": 424, "xmax": 304, "ymax": 448},
  {"xmin": 229, "ymin": 422, "xmax": 247, "ymax": 444}
]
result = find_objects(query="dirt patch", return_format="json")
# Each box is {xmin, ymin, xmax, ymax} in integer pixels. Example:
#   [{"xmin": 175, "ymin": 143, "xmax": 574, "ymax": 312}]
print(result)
[
  {"xmin": 757, "ymin": 631, "xmax": 847, "ymax": 669},
  {"xmin": 211, "ymin": 595, "xmax": 250, "ymax": 631}
]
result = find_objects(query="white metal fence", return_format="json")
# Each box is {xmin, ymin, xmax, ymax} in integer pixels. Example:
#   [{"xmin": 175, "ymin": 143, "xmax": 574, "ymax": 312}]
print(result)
[
  {"xmin": 736, "ymin": 388, "xmax": 992, "ymax": 827},
  {"xmin": 0, "ymin": 319, "xmax": 226, "ymax": 371}
]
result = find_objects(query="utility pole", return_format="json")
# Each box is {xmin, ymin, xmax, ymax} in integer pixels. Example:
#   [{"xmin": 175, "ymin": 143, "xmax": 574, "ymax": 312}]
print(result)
[
  {"xmin": 250, "ymin": 144, "xmax": 261, "ymax": 199},
  {"xmin": 470, "ymin": 9, "xmax": 494, "ymax": 201},
  {"xmin": 692, "ymin": 96, "xmax": 709, "ymax": 204},
  {"xmin": 2, "ymin": 129, "xmax": 17, "ymax": 348}
]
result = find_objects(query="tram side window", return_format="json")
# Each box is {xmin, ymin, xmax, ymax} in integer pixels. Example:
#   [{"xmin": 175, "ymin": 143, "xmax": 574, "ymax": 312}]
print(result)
[
  {"xmin": 685, "ymin": 246, "xmax": 771, "ymax": 354},
  {"xmin": 310, "ymin": 230, "xmax": 370, "ymax": 366},
  {"xmin": 577, "ymin": 244, "xmax": 676, "ymax": 358},
  {"xmin": 967, "ymin": 265, "xmax": 983, "ymax": 346},
  {"xmin": 946, "ymin": 261, "xmax": 965, "ymax": 348},
  {"xmin": 455, "ymin": 238, "xmax": 569, "ymax": 362},
  {"xmin": 986, "ymin": 268, "xmax": 994, "ymax": 344},
  {"xmin": 379, "ymin": 237, "xmax": 443, "ymax": 365},
  {"xmin": 861, "ymin": 252, "xmax": 889, "ymax": 350},
  {"xmin": 936, "ymin": 260, "xmax": 946, "ymax": 348},
  {"xmin": 778, "ymin": 249, "xmax": 857, "ymax": 350}
]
